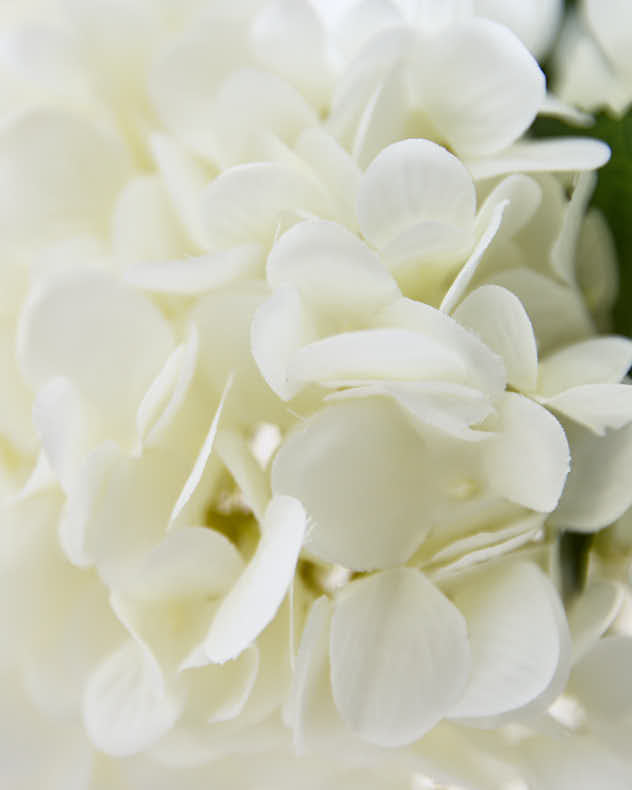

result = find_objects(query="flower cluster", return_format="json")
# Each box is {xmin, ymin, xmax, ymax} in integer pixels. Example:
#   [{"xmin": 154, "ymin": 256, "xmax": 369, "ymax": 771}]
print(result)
[{"xmin": 1, "ymin": 1, "xmax": 632, "ymax": 788}]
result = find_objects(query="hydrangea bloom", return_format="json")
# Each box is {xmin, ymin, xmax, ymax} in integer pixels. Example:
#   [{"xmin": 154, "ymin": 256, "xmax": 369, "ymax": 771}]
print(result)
[{"xmin": 0, "ymin": 1, "xmax": 631, "ymax": 788}]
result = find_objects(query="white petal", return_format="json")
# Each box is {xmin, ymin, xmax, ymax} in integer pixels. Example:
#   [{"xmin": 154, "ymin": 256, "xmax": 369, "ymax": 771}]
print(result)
[
  {"xmin": 585, "ymin": 0, "xmax": 632, "ymax": 78},
  {"xmin": 128, "ymin": 526, "xmax": 244, "ymax": 601},
  {"xmin": 357, "ymin": 138, "xmax": 476, "ymax": 253},
  {"xmin": 125, "ymin": 246, "xmax": 264, "ymax": 295},
  {"xmin": 32, "ymin": 377, "xmax": 86, "ymax": 493},
  {"xmin": 187, "ymin": 646, "xmax": 259, "ymax": 724},
  {"xmin": 569, "ymin": 636, "xmax": 632, "ymax": 723},
  {"xmin": 453, "ymin": 285, "xmax": 538, "ymax": 392},
  {"xmin": 468, "ymin": 138, "xmax": 611, "ymax": 180},
  {"xmin": 286, "ymin": 596, "xmax": 343, "ymax": 754},
  {"xmin": 150, "ymin": 133, "xmax": 210, "ymax": 250},
  {"xmin": 210, "ymin": 68, "xmax": 318, "ymax": 168},
  {"xmin": 202, "ymin": 495, "xmax": 306, "ymax": 663},
  {"xmin": 83, "ymin": 640, "xmax": 183, "ymax": 757},
  {"xmin": 568, "ymin": 581, "xmax": 624, "ymax": 663},
  {"xmin": 439, "ymin": 199, "xmax": 507, "ymax": 314},
  {"xmin": 136, "ymin": 327, "xmax": 198, "ymax": 449},
  {"xmin": 488, "ymin": 267, "xmax": 594, "ymax": 354},
  {"xmin": 449, "ymin": 562, "xmax": 567, "ymax": 718},
  {"xmin": 542, "ymin": 383, "xmax": 632, "ymax": 435},
  {"xmin": 201, "ymin": 162, "xmax": 330, "ymax": 250},
  {"xmin": 521, "ymin": 735, "xmax": 632, "ymax": 790},
  {"xmin": 215, "ymin": 429, "xmax": 270, "ymax": 523},
  {"xmin": 550, "ymin": 420, "xmax": 632, "ymax": 531},
  {"xmin": 112, "ymin": 174, "xmax": 188, "ymax": 262},
  {"xmin": 170, "ymin": 374, "xmax": 233, "ymax": 525},
  {"xmin": 473, "ymin": 0, "xmax": 562, "ymax": 58},
  {"xmin": 537, "ymin": 337, "xmax": 632, "ymax": 396},
  {"xmin": 18, "ymin": 268, "xmax": 173, "ymax": 435},
  {"xmin": 418, "ymin": 19, "xmax": 544, "ymax": 157},
  {"xmin": 550, "ymin": 171, "xmax": 596, "ymax": 284},
  {"xmin": 474, "ymin": 174, "xmax": 542, "ymax": 243},
  {"xmin": 272, "ymin": 398, "xmax": 438, "ymax": 569},
  {"xmin": 250, "ymin": 284, "xmax": 318, "ymax": 401},
  {"xmin": 482, "ymin": 393, "xmax": 569, "ymax": 512},
  {"xmin": 289, "ymin": 328, "xmax": 468, "ymax": 387},
  {"xmin": 267, "ymin": 219, "xmax": 399, "ymax": 319},
  {"xmin": 251, "ymin": 0, "xmax": 331, "ymax": 110},
  {"xmin": 0, "ymin": 108, "xmax": 130, "ymax": 244},
  {"xmin": 375, "ymin": 297, "xmax": 506, "ymax": 399},
  {"xmin": 294, "ymin": 127, "xmax": 361, "ymax": 231},
  {"xmin": 327, "ymin": 381, "xmax": 493, "ymax": 440},
  {"xmin": 330, "ymin": 568, "xmax": 470, "ymax": 746},
  {"xmin": 352, "ymin": 63, "xmax": 410, "ymax": 170}
]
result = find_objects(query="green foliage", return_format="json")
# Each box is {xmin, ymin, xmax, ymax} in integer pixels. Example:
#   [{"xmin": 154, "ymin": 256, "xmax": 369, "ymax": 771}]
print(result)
[{"xmin": 533, "ymin": 110, "xmax": 632, "ymax": 337}]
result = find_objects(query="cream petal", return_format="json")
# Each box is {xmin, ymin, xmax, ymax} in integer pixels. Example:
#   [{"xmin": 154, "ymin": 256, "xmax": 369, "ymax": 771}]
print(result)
[
  {"xmin": 289, "ymin": 328, "xmax": 467, "ymax": 387},
  {"xmin": 473, "ymin": 0, "xmax": 562, "ymax": 58},
  {"xmin": 541, "ymin": 383, "xmax": 632, "ymax": 435},
  {"xmin": 267, "ymin": 219, "xmax": 399, "ymax": 318},
  {"xmin": 482, "ymin": 393, "xmax": 569, "ymax": 512},
  {"xmin": 201, "ymin": 162, "xmax": 331, "ymax": 250},
  {"xmin": 125, "ymin": 246, "xmax": 264, "ymax": 295},
  {"xmin": 215, "ymin": 428, "xmax": 271, "ymax": 523},
  {"xmin": 585, "ymin": 0, "xmax": 632, "ymax": 78},
  {"xmin": 453, "ymin": 285, "xmax": 538, "ymax": 392},
  {"xmin": 294, "ymin": 127, "xmax": 362, "ymax": 231},
  {"xmin": 449, "ymin": 562, "xmax": 567, "ymax": 718},
  {"xmin": 186, "ymin": 646, "xmax": 259, "ymax": 724},
  {"xmin": 250, "ymin": 284, "xmax": 318, "ymax": 401},
  {"xmin": 375, "ymin": 297, "xmax": 506, "ymax": 399},
  {"xmin": 568, "ymin": 580, "xmax": 624, "ymax": 663},
  {"xmin": 468, "ymin": 138, "xmax": 611, "ymax": 180},
  {"xmin": 210, "ymin": 68, "xmax": 318, "ymax": 168},
  {"xmin": 18, "ymin": 268, "xmax": 174, "ymax": 435},
  {"xmin": 474, "ymin": 174, "xmax": 542, "ymax": 243},
  {"xmin": 202, "ymin": 495, "xmax": 306, "ymax": 663},
  {"xmin": 488, "ymin": 268, "xmax": 594, "ymax": 354},
  {"xmin": 537, "ymin": 337, "xmax": 632, "ymax": 397},
  {"xmin": 251, "ymin": 0, "xmax": 331, "ymax": 110},
  {"xmin": 521, "ymin": 735, "xmax": 632, "ymax": 790},
  {"xmin": 0, "ymin": 107, "xmax": 130, "ymax": 244},
  {"xmin": 439, "ymin": 198, "xmax": 507, "ymax": 314},
  {"xmin": 550, "ymin": 420, "xmax": 632, "ymax": 531},
  {"xmin": 327, "ymin": 381, "xmax": 493, "ymax": 440},
  {"xmin": 83, "ymin": 640, "xmax": 184, "ymax": 757},
  {"xmin": 357, "ymin": 138, "xmax": 476, "ymax": 252},
  {"xmin": 569, "ymin": 636, "xmax": 632, "ymax": 723},
  {"xmin": 126, "ymin": 526, "xmax": 244, "ymax": 602},
  {"xmin": 169, "ymin": 374, "xmax": 233, "ymax": 525},
  {"xmin": 272, "ymin": 398, "xmax": 442, "ymax": 569},
  {"xmin": 136, "ymin": 327, "xmax": 199, "ymax": 450},
  {"xmin": 150, "ymin": 133, "xmax": 211, "ymax": 250},
  {"xmin": 330, "ymin": 568, "xmax": 470, "ymax": 746},
  {"xmin": 112, "ymin": 175, "xmax": 189, "ymax": 262},
  {"xmin": 418, "ymin": 19, "xmax": 544, "ymax": 157},
  {"xmin": 550, "ymin": 171, "xmax": 596, "ymax": 284}
]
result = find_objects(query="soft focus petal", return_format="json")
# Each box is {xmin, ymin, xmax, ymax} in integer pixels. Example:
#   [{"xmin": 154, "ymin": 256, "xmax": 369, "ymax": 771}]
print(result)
[{"xmin": 329, "ymin": 568, "xmax": 470, "ymax": 746}]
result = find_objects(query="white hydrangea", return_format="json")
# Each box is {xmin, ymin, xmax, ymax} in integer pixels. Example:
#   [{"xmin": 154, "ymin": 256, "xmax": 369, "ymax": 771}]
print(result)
[{"xmin": 0, "ymin": 1, "xmax": 631, "ymax": 788}]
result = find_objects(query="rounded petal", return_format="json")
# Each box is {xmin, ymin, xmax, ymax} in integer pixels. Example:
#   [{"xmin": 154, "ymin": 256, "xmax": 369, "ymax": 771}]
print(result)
[
  {"xmin": 482, "ymin": 393, "xmax": 569, "ymax": 512},
  {"xmin": 272, "ymin": 398, "xmax": 444, "ymax": 569},
  {"xmin": 585, "ymin": 0, "xmax": 632, "ymax": 78},
  {"xmin": 542, "ymin": 383, "xmax": 632, "ymax": 435},
  {"xmin": 330, "ymin": 568, "xmax": 470, "ymax": 746},
  {"xmin": 537, "ymin": 337, "xmax": 632, "ymax": 397},
  {"xmin": 357, "ymin": 138, "xmax": 476, "ymax": 253},
  {"xmin": 449, "ymin": 562, "xmax": 567, "ymax": 718},
  {"xmin": 418, "ymin": 19, "xmax": 545, "ymax": 157},
  {"xmin": 550, "ymin": 420, "xmax": 632, "ymax": 531},
  {"xmin": 0, "ymin": 108, "xmax": 130, "ymax": 244},
  {"xmin": 83, "ymin": 640, "xmax": 184, "ymax": 757},
  {"xmin": 202, "ymin": 495, "xmax": 306, "ymax": 663},
  {"xmin": 453, "ymin": 285, "xmax": 538, "ymax": 392},
  {"xmin": 201, "ymin": 162, "xmax": 330, "ymax": 250},
  {"xmin": 18, "ymin": 268, "xmax": 174, "ymax": 434},
  {"xmin": 267, "ymin": 219, "xmax": 399, "ymax": 319},
  {"xmin": 473, "ymin": 0, "xmax": 562, "ymax": 58},
  {"xmin": 568, "ymin": 581, "xmax": 624, "ymax": 663}
]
